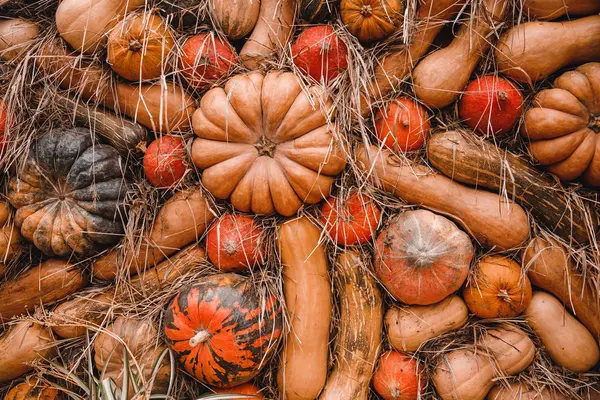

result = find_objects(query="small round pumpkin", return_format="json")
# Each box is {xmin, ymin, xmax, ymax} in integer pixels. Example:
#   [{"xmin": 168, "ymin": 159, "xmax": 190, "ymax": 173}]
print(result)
[
  {"xmin": 320, "ymin": 190, "xmax": 382, "ymax": 246},
  {"xmin": 214, "ymin": 383, "xmax": 264, "ymax": 398},
  {"xmin": 8, "ymin": 128, "xmax": 128, "ymax": 257},
  {"xmin": 340, "ymin": 0, "xmax": 405, "ymax": 43},
  {"xmin": 373, "ymin": 351, "xmax": 424, "ymax": 400},
  {"xmin": 463, "ymin": 256, "xmax": 532, "ymax": 319},
  {"xmin": 5, "ymin": 378, "xmax": 59, "ymax": 400},
  {"xmin": 375, "ymin": 209, "xmax": 473, "ymax": 305},
  {"xmin": 523, "ymin": 62, "xmax": 600, "ymax": 186},
  {"xmin": 375, "ymin": 97, "xmax": 431, "ymax": 152},
  {"xmin": 191, "ymin": 71, "xmax": 347, "ymax": 216},
  {"xmin": 180, "ymin": 32, "xmax": 237, "ymax": 89},
  {"xmin": 107, "ymin": 12, "xmax": 175, "ymax": 81},
  {"xmin": 143, "ymin": 135, "xmax": 187, "ymax": 187},
  {"xmin": 210, "ymin": 0, "xmax": 260, "ymax": 40},
  {"xmin": 164, "ymin": 273, "xmax": 283, "ymax": 388}
]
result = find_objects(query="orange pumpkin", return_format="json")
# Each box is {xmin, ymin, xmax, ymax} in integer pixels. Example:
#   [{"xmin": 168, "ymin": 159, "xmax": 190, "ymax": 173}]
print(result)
[
  {"xmin": 340, "ymin": 0, "xmax": 405, "ymax": 43},
  {"xmin": 463, "ymin": 256, "xmax": 533, "ymax": 318},
  {"xmin": 372, "ymin": 351, "xmax": 424, "ymax": 400},
  {"xmin": 164, "ymin": 273, "xmax": 283, "ymax": 388},
  {"xmin": 5, "ymin": 379, "xmax": 59, "ymax": 400},
  {"xmin": 375, "ymin": 209, "xmax": 473, "ymax": 305},
  {"xmin": 375, "ymin": 97, "xmax": 431, "ymax": 152},
  {"xmin": 214, "ymin": 383, "xmax": 264, "ymax": 398},
  {"xmin": 107, "ymin": 12, "xmax": 174, "ymax": 81}
]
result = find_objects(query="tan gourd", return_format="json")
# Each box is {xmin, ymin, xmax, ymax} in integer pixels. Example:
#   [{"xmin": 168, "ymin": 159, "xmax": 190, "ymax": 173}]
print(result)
[
  {"xmin": 0, "ymin": 18, "xmax": 39, "ymax": 61},
  {"xmin": 210, "ymin": 0, "xmax": 261, "ymax": 39},
  {"xmin": 487, "ymin": 382, "xmax": 569, "ymax": 400},
  {"xmin": 523, "ymin": 0, "xmax": 600, "ymax": 21}
]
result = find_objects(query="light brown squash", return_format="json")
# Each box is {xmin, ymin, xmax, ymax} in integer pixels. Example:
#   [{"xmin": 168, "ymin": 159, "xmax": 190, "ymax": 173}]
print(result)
[
  {"xmin": 523, "ymin": 0, "xmax": 600, "ymax": 21},
  {"xmin": 525, "ymin": 291, "xmax": 599, "ymax": 372},
  {"xmin": 210, "ymin": 0, "xmax": 260, "ymax": 39},
  {"xmin": 356, "ymin": 144, "xmax": 530, "ymax": 250},
  {"xmin": 0, "ymin": 203, "xmax": 21, "ymax": 268},
  {"xmin": 0, "ymin": 18, "xmax": 39, "ymax": 61},
  {"xmin": 92, "ymin": 187, "xmax": 213, "ymax": 280},
  {"xmin": 487, "ymin": 382, "xmax": 569, "ymax": 400},
  {"xmin": 522, "ymin": 236, "xmax": 600, "ymax": 340},
  {"xmin": 0, "ymin": 321, "xmax": 55, "ymax": 383},
  {"xmin": 0, "ymin": 259, "xmax": 86, "ymax": 321},
  {"xmin": 386, "ymin": 295, "xmax": 469, "ymax": 352},
  {"xmin": 319, "ymin": 250, "xmax": 382, "ymax": 400},
  {"xmin": 239, "ymin": 0, "xmax": 295, "ymax": 69},
  {"xmin": 55, "ymin": 0, "xmax": 145, "ymax": 54},
  {"xmin": 277, "ymin": 217, "xmax": 331, "ymax": 400},
  {"xmin": 432, "ymin": 326, "xmax": 535, "ymax": 400},
  {"xmin": 495, "ymin": 15, "xmax": 600, "ymax": 83},
  {"xmin": 413, "ymin": 0, "xmax": 507, "ymax": 108}
]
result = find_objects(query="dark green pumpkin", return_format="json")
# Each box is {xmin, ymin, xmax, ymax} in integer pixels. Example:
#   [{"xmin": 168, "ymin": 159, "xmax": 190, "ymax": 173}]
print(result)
[{"xmin": 8, "ymin": 127, "xmax": 129, "ymax": 257}]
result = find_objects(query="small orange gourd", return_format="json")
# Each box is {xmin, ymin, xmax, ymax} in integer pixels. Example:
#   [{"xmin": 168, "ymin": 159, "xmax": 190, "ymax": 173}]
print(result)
[{"xmin": 340, "ymin": 0, "xmax": 405, "ymax": 43}]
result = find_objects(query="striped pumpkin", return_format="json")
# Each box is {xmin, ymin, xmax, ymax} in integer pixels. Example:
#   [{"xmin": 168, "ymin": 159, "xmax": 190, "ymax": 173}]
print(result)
[{"xmin": 164, "ymin": 273, "xmax": 283, "ymax": 388}]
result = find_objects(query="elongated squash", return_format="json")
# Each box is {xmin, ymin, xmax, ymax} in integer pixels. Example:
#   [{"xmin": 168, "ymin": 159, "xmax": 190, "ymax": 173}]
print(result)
[
  {"xmin": 427, "ymin": 130, "xmax": 594, "ymax": 244},
  {"xmin": 0, "ymin": 18, "xmax": 39, "ymax": 61},
  {"xmin": 413, "ymin": 0, "xmax": 507, "ymax": 108},
  {"xmin": 525, "ymin": 291, "xmax": 599, "ymax": 372},
  {"xmin": 93, "ymin": 187, "xmax": 214, "ymax": 280},
  {"xmin": 0, "ymin": 260, "xmax": 86, "ymax": 321},
  {"xmin": 523, "ymin": 236, "xmax": 600, "ymax": 340},
  {"xmin": 0, "ymin": 321, "xmax": 55, "ymax": 383},
  {"xmin": 277, "ymin": 217, "xmax": 331, "ymax": 400},
  {"xmin": 386, "ymin": 295, "xmax": 469, "ymax": 352},
  {"xmin": 487, "ymin": 383, "xmax": 569, "ymax": 400},
  {"xmin": 523, "ymin": 0, "xmax": 600, "ymax": 20},
  {"xmin": 319, "ymin": 250, "xmax": 382, "ymax": 400},
  {"xmin": 495, "ymin": 15, "xmax": 600, "ymax": 83},
  {"xmin": 356, "ymin": 144, "xmax": 530, "ymax": 250}
]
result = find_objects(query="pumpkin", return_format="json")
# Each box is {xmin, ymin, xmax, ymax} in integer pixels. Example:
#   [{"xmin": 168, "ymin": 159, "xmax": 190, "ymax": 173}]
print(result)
[
  {"xmin": 0, "ymin": 201, "xmax": 22, "ymax": 268},
  {"xmin": 522, "ymin": 62, "xmax": 600, "ymax": 186},
  {"xmin": 5, "ymin": 378, "xmax": 60, "ymax": 400},
  {"xmin": 319, "ymin": 190, "xmax": 381, "ymax": 246},
  {"xmin": 372, "ymin": 351, "xmax": 424, "ymax": 400},
  {"xmin": 463, "ymin": 256, "xmax": 532, "ymax": 319},
  {"xmin": 299, "ymin": 0, "xmax": 333, "ymax": 21},
  {"xmin": 55, "ymin": 0, "xmax": 145, "ymax": 53},
  {"xmin": 164, "ymin": 273, "xmax": 282, "ymax": 388},
  {"xmin": 375, "ymin": 97, "xmax": 431, "ymax": 152},
  {"xmin": 8, "ymin": 128, "xmax": 129, "ymax": 258},
  {"xmin": 143, "ymin": 136, "xmax": 187, "ymax": 187},
  {"xmin": 375, "ymin": 209, "xmax": 473, "ymax": 305},
  {"xmin": 340, "ymin": 0, "xmax": 405, "ymax": 43},
  {"xmin": 432, "ymin": 327, "xmax": 535, "ymax": 400},
  {"xmin": 213, "ymin": 383, "xmax": 264, "ymax": 398},
  {"xmin": 386, "ymin": 295, "xmax": 469, "ymax": 352},
  {"xmin": 524, "ymin": 291, "xmax": 599, "ymax": 372},
  {"xmin": 523, "ymin": 0, "xmax": 600, "ymax": 20},
  {"xmin": 0, "ymin": 18, "xmax": 39, "ymax": 61},
  {"xmin": 206, "ymin": 214, "xmax": 265, "ymax": 272},
  {"xmin": 191, "ymin": 71, "xmax": 347, "ymax": 216},
  {"xmin": 459, "ymin": 76, "xmax": 523, "ymax": 136},
  {"xmin": 94, "ymin": 317, "xmax": 171, "ymax": 397},
  {"xmin": 107, "ymin": 12, "xmax": 175, "ymax": 81},
  {"xmin": 495, "ymin": 15, "xmax": 600, "ymax": 83},
  {"xmin": 291, "ymin": 25, "xmax": 349, "ymax": 83},
  {"xmin": 180, "ymin": 33, "xmax": 237, "ymax": 90},
  {"xmin": 210, "ymin": 0, "xmax": 260, "ymax": 40},
  {"xmin": 487, "ymin": 382, "xmax": 570, "ymax": 400}
]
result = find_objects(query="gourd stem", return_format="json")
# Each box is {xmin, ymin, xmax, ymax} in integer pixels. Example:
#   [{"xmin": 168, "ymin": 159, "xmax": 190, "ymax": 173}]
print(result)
[
  {"xmin": 129, "ymin": 39, "xmax": 142, "ymax": 52},
  {"xmin": 189, "ymin": 329, "xmax": 211, "ymax": 347},
  {"xmin": 360, "ymin": 5, "xmax": 373, "ymax": 17},
  {"xmin": 390, "ymin": 387, "xmax": 401, "ymax": 399},
  {"xmin": 498, "ymin": 91, "xmax": 507, "ymax": 101},
  {"xmin": 498, "ymin": 289, "xmax": 512, "ymax": 302},
  {"xmin": 590, "ymin": 114, "xmax": 600, "ymax": 133}
]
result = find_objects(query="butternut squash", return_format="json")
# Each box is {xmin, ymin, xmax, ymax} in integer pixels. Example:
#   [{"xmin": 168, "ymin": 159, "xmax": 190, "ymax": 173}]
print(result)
[
  {"xmin": 239, "ymin": 0, "xmax": 295, "ymax": 69},
  {"xmin": 523, "ymin": 0, "xmax": 600, "ymax": 21},
  {"xmin": 433, "ymin": 326, "xmax": 535, "ymax": 400},
  {"xmin": 495, "ymin": 15, "xmax": 600, "ymax": 83},
  {"xmin": 427, "ymin": 130, "xmax": 594, "ymax": 244},
  {"xmin": 487, "ymin": 383, "xmax": 569, "ymax": 400},
  {"xmin": 413, "ymin": 0, "xmax": 507, "ymax": 108},
  {"xmin": 277, "ymin": 216, "xmax": 331, "ymax": 400},
  {"xmin": 0, "ymin": 213, "xmax": 21, "ymax": 267},
  {"xmin": 0, "ymin": 18, "xmax": 39, "ymax": 61},
  {"xmin": 55, "ymin": 0, "xmax": 145, "ymax": 54},
  {"xmin": 523, "ymin": 236, "xmax": 600, "ymax": 340},
  {"xmin": 0, "ymin": 321, "xmax": 55, "ymax": 383},
  {"xmin": 359, "ymin": 0, "xmax": 463, "ymax": 116},
  {"xmin": 319, "ymin": 250, "xmax": 382, "ymax": 400},
  {"xmin": 92, "ymin": 187, "xmax": 214, "ymax": 280},
  {"xmin": 356, "ymin": 144, "xmax": 530, "ymax": 250},
  {"xmin": 0, "ymin": 259, "xmax": 86, "ymax": 321},
  {"xmin": 525, "ymin": 291, "xmax": 599, "ymax": 372},
  {"xmin": 386, "ymin": 295, "xmax": 469, "ymax": 352}
]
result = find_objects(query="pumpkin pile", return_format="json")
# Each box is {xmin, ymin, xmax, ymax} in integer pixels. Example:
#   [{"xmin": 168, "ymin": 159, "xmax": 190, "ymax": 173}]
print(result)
[{"xmin": 0, "ymin": 0, "xmax": 598, "ymax": 399}]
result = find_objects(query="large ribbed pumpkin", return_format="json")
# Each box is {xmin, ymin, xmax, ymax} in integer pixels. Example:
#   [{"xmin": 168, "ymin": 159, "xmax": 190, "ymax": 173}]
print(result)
[
  {"xmin": 375, "ymin": 209, "xmax": 474, "ymax": 305},
  {"xmin": 164, "ymin": 273, "xmax": 283, "ymax": 388},
  {"xmin": 8, "ymin": 128, "xmax": 128, "ymax": 257},
  {"xmin": 523, "ymin": 62, "xmax": 600, "ymax": 186},
  {"xmin": 191, "ymin": 71, "xmax": 347, "ymax": 216}
]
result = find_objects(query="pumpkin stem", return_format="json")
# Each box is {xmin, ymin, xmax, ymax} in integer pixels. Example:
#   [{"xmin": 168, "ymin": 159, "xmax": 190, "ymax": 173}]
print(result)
[
  {"xmin": 390, "ymin": 387, "xmax": 402, "ymax": 399},
  {"xmin": 128, "ymin": 39, "xmax": 143, "ymax": 52},
  {"xmin": 402, "ymin": 120, "xmax": 410, "ymax": 127},
  {"xmin": 189, "ymin": 329, "xmax": 211, "ymax": 347},
  {"xmin": 360, "ymin": 5, "xmax": 373, "ymax": 17},
  {"xmin": 498, "ymin": 91, "xmax": 508, "ymax": 101},
  {"xmin": 498, "ymin": 289, "xmax": 512, "ymax": 302},
  {"xmin": 589, "ymin": 113, "xmax": 600, "ymax": 133},
  {"xmin": 254, "ymin": 136, "xmax": 277, "ymax": 157}
]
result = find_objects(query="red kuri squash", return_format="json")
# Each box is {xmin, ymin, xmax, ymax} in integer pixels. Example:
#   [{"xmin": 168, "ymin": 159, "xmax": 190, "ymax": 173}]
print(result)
[
  {"xmin": 375, "ymin": 209, "xmax": 473, "ymax": 305},
  {"xmin": 375, "ymin": 97, "xmax": 431, "ymax": 152},
  {"xmin": 206, "ymin": 214, "xmax": 265, "ymax": 272},
  {"xmin": 180, "ymin": 32, "xmax": 237, "ymax": 89},
  {"xmin": 143, "ymin": 136, "xmax": 187, "ymax": 187},
  {"xmin": 164, "ymin": 273, "xmax": 283, "ymax": 388},
  {"xmin": 373, "ymin": 351, "xmax": 424, "ymax": 400}
]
